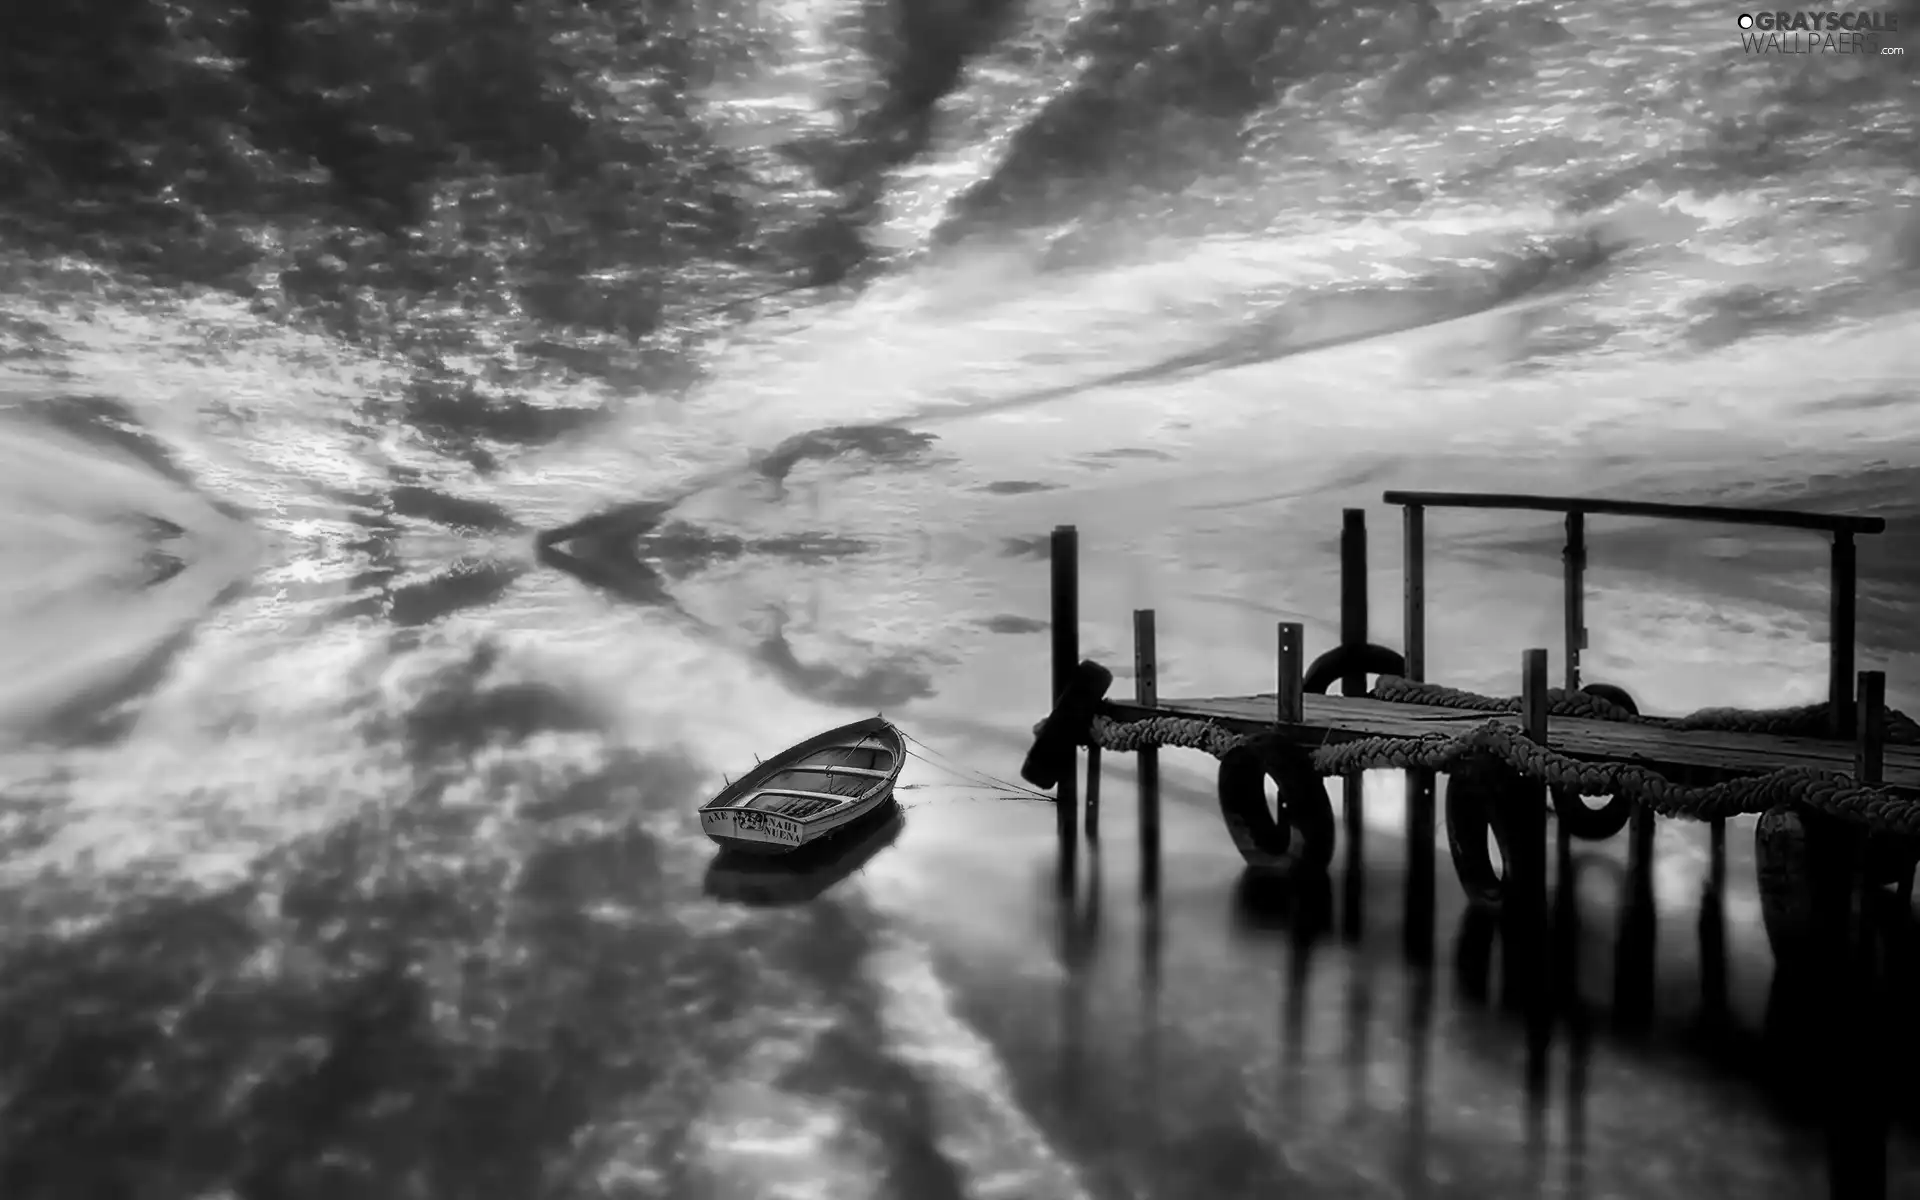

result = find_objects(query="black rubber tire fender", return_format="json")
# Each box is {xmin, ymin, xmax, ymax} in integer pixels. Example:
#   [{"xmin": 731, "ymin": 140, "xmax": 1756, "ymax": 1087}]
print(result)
[
  {"xmin": 1217, "ymin": 738, "xmax": 1336, "ymax": 875},
  {"xmin": 1020, "ymin": 659, "xmax": 1115, "ymax": 790},
  {"xmin": 1550, "ymin": 682, "xmax": 1640, "ymax": 842},
  {"xmin": 1302, "ymin": 643, "xmax": 1407, "ymax": 695},
  {"xmin": 1445, "ymin": 754, "xmax": 1518, "ymax": 910},
  {"xmin": 1578, "ymin": 682, "xmax": 1638, "ymax": 714}
]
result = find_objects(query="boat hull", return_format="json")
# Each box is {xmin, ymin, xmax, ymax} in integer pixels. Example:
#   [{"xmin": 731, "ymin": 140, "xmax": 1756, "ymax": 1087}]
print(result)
[
  {"xmin": 704, "ymin": 799, "xmax": 906, "ymax": 902},
  {"xmin": 700, "ymin": 786, "xmax": 895, "ymax": 854},
  {"xmin": 698, "ymin": 716, "xmax": 906, "ymax": 856}
]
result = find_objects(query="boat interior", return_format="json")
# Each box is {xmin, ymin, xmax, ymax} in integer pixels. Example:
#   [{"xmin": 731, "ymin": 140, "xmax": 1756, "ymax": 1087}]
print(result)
[{"xmin": 711, "ymin": 734, "xmax": 901, "ymax": 821}]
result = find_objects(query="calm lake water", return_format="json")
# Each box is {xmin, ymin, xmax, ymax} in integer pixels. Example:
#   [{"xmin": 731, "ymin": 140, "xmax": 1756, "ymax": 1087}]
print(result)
[{"xmin": 2, "ymin": 0, "xmax": 1918, "ymax": 1196}]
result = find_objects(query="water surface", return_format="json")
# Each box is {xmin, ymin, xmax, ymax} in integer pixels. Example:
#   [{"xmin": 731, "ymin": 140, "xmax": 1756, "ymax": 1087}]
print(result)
[{"xmin": 2, "ymin": 0, "xmax": 1918, "ymax": 1195}]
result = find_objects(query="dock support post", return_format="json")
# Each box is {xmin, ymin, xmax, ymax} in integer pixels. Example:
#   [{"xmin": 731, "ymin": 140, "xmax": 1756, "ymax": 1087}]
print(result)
[
  {"xmin": 1341, "ymin": 510, "xmax": 1368, "ymax": 940},
  {"xmin": 1134, "ymin": 610, "xmax": 1160, "ymax": 898},
  {"xmin": 1050, "ymin": 525, "xmax": 1080, "ymax": 891},
  {"xmin": 1829, "ymin": 670, "xmax": 1888, "ymax": 1200},
  {"xmin": 1829, "ymin": 532, "xmax": 1857, "ymax": 737},
  {"xmin": 1520, "ymin": 649, "xmax": 1550, "ymax": 748},
  {"xmin": 1616, "ymin": 789, "xmax": 1659, "ymax": 1032},
  {"xmin": 1402, "ymin": 504, "xmax": 1425, "ymax": 683},
  {"xmin": 1708, "ymin": 820, "xmax": 1727, "ymax": 895},
  {"xmin": 1401, "ymin": 504, "xmax": 1435, "ymax": 967},
  {"xmin": 1699, "ymin": 817, "xmax": 1728, "ymax": 1026},
  {"xmin": 1556, "ymin": 512, "xmax": 1587, "ymax": 877},
  {"xmin": 1504, "ymin": 649, "xmax": 1551, "ymax": 1015},
  {"xmin": 1085, "ymin": 745, "xmax": 1101, "ymax": 844},
  {"xmin": 1276, "ymin": 622, "xmax": 1304, "ymax": 725},
  {"xmin": 1341, "ymin": 509, "xmax": 1369, "ymax": 694},
  {"xmin": 1517, "ymin": 650, "xmax": 1555, "ymax": 1100},
  {"xmin": 1856, "ymin": 670, "xmax": 1885, "ymax": 787},
  {"xmin": 1562, "ymin": 512, "xmax": 1585, "ymax": 691},
  {"xmin": 1404, "ymin": 767, "xmax": 1436, "ymax": 969}
]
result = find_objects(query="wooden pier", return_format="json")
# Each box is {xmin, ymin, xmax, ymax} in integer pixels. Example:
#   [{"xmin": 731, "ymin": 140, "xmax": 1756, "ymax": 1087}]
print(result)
[
  {"xmin": 1028, "ymin": 489, "xmax": 1916, "ymax": 1200},
  {"xmin": 1034, "ymin": 491, "xmax": 1912, "ymax": 868}
]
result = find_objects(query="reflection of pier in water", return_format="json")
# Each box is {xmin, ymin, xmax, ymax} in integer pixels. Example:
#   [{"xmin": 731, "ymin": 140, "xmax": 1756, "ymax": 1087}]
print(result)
[{"xmin": 1041, "ymin": 808, "xmax": 1916, "ymax": 1197}]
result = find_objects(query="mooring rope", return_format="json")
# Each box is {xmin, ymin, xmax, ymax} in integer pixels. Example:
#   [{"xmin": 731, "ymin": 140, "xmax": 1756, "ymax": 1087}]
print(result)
[
  {"xmin": 1078, "ymin": 697, "xmax": 1920, "ymax": 834},
  {"xmin": 898, "ymin": 729, "xmax": 1055, "ymax": 802}
]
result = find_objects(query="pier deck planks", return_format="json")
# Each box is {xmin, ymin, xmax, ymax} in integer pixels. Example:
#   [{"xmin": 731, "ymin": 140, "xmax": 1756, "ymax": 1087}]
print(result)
[{"xmin": 1100, "ymin": 692, "xmax": 1920, "ymax": 797}]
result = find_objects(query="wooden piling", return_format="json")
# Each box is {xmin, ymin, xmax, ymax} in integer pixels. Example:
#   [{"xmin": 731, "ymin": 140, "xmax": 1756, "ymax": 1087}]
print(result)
[
  {"xmin": 1276, "ymin": 622, "xmax": 1304, "ymax": 725},
  {"xmin": 1550, "ymin": 511, "xmax": 1580, "ymax": 877},
  {"xmin": 1830, "ymin": 670, "xmax": 1888, "ymax": 1200},
  {"xmin": 1504, "ymin": 649, "xmax": 1551, "ymax": 1013},
  {"xmin": 1616, "ymin": 784, "xmax": 1659, "ymax": 1032},
  {"xmin": 1085, "ymin": 744, "xmax": 1102, "ymax": 843},
  {"xmin": 1050, "ymin": 526, "xmax": 1079, "ymax": 724},
  {"xmin": 1562, "ymin": 512, "xmax": 1585, "ymax": 691},
  {"xmin": 1552, "ymin": 801, "xmax": 1584, "ymax": 1016},
  {"xmin": 1402, "ymin": 504, "xmax": 1425, "ymax": 683},
  {"xmin": 1404, "ymin": 768, "xmax": 1436, "ymax": 968},
  {"xmin": 1519, "ymin": 650, "xmax": 1555, "ymax": 1093},
  {"xmin": 1624, "ymin": 804, "xmax": 1657, "ymax": 908},
  {"xmin": 1341, "ymin": 509, "xmax": 1369, "ymax": 694},
  {"xmin": 1134, "ymin": 609, "xmax": 1161, "ymax": 896},
  {"xmin": 1856, "ymin": 670, "xmax": 1885, "ymax": 785},
  {"xmin": 1708, "ymin": 819, "xmax": 1726, "ymax": 896},
  {"xmin": 1401, "ymin": 504, "xmax": 1435, "ymax": 967},
  {"xmin": 1522, "ymin": 649, "xmax": 1550, "ymax": 743},
  {"xmin": 1340, "ymin": 510, "xmax": 1368, "ymax": 938},
  {"xmin": 1050, "ymin": 525, "xmax": 1080, "ymax": 888},
  {"xmin": 1829, "ymin": 532, "xmax": 1857, "ymax": 737},
  {"xmin": 1700, "ymin": 818, "xmax": 1729, "ymax": 1027}
]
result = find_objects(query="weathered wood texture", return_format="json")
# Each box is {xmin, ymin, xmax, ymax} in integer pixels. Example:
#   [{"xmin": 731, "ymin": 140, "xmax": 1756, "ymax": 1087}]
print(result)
[{"xmin": 1099, "ymin": 692, "xmax": 1920, "ymax": 796}]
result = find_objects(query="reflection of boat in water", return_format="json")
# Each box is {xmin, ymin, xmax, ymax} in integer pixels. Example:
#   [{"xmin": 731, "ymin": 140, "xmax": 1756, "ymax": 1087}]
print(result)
[
  {"xmin": 703, "ymin": 798, "xmax": 906, "ymax": 906},
  {"xmin": 699, "ymin": 716, "xmax": 905, "ymax": 855}
]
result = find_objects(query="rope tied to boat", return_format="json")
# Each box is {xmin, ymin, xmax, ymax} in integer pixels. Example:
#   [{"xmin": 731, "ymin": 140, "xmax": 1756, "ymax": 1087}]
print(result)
[
  {"xmin": 898, "ymin": 727, "xmax": 1056, "ymax": 802},
  {"xmin": 1079, "ymin": 711, "xmax": 1920, "ymax": 834}
]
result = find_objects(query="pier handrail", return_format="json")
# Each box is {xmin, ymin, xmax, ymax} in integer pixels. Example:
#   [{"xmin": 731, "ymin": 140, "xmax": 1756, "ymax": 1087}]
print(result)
[
  {"xmin": 1381, "ymin": 489, "xmax": 1886, "ymax": 736},
  {"xmin": 1379, "ymin": 491, "xmax": 1885, "ymax": 535}
]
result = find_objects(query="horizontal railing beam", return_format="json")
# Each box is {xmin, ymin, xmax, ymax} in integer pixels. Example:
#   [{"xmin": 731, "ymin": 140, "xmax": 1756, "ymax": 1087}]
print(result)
[{"xmin": 1380, "ymin": 490, "xmax": 1884, "ymax": 536}]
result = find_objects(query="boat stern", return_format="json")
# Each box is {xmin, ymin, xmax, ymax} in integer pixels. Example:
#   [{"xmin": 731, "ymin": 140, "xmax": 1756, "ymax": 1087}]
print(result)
[{"xmin": 700, "ymin": 806, "xmax": 807, "ymax": 853}]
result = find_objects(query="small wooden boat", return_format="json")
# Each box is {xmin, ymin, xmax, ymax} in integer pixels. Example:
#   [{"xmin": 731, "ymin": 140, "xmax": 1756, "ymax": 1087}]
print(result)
[{"xmin": 699, "ymin": 716, "xmax": 905, "ymax": 855}]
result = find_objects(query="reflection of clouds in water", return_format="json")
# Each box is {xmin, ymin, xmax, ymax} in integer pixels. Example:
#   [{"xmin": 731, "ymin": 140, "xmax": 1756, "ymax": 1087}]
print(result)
[
  {"xmin": 977, "ymin": 614, "xmax": 1047, "ymax": 635},
  {"xmin": 864, "ymin": 931, "xmax": 1095, "ymax": 1200},
  {"xmin": 385, "ymin": 559, "xmax": 527, "ymax": 629},
  {"xmin": 751, "ymin": 610, "xmax": 938, "ymax": 711},
  {"xmin": 753, "ymin": 424, "xmax": 944, "ymax": 491},
  {"xmin": 0, "ymin": 635, "xmax": 1049, "ymax": 1200},
  {"xmin": 0, "ymin": 688, "xmax": 923, "ymax": 1200},
  {"xmin": 0, "ymin": 413, "xmax": 258, "ymax": 742},
  {"xmin": 980, "ymin": 480, "xmax": 1061, "ymax": 495},
  {"xmin": 0, "ymin": 61, "xmax": 1910, "ymax": 1200}
]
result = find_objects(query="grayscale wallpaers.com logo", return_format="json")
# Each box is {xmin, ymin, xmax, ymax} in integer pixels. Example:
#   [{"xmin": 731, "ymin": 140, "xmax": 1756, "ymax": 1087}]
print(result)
[{"xmin": 1737, "ymin": 10, "xmax": 1906, "ymax": 54}]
